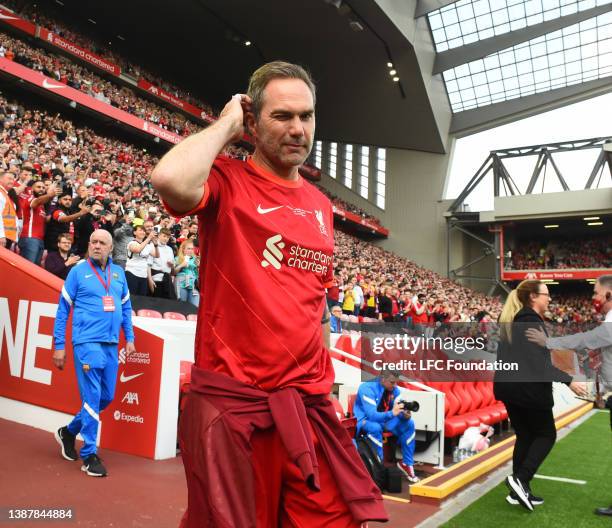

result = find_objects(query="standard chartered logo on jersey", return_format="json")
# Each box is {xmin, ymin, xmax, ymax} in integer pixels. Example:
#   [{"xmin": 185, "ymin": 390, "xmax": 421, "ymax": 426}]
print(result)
[{"xmin": 261, "ymin": 234, "xmax": 331, "ymax": 275}]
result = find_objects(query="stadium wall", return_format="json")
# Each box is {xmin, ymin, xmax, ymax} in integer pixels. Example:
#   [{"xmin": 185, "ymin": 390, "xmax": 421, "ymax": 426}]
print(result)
[{"xmin": 320, "ymin": 147, "xmax": 455, "ymax": 275}]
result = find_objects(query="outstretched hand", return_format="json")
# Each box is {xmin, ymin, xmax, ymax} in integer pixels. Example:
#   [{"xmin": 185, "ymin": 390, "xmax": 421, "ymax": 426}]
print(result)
[{"xmin": 525, "ymin": 327, "xmax": 547, "ymax": 347}]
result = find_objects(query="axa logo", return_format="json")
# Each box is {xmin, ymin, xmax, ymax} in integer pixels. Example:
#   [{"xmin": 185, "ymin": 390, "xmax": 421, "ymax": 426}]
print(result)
[
  {"xmin": 261, "ymin": 234, "xmax": 285, "ymax": 270},
  {"xmin": 121, "ymin": 391, "xmax": 139, "ymax": 405},
  {"xmin": 149, "ymin": 86, "xmax": 159, "ymax": 95},
  {"xmin": 118, "ymin": 347, "xmax": 126, "ymax": 364},
  {"xmin": 525, "ymin": 272, "xmax": 538, "ymax": 279}
]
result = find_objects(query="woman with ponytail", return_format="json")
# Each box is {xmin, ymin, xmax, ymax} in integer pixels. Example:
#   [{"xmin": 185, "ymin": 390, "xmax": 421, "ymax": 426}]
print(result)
[{"xmin": 494, "ymin": 280, "xmax": 587, "ymax": 512}]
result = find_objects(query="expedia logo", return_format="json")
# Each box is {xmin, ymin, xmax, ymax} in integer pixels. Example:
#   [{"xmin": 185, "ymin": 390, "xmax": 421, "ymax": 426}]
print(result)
[
  {"xmin": 261, "ymin": 234, "xmax": 285, "ymax": 270},
  {"xmin": 113, "ymin": 411, "xmax": 144, "ymax": 424}
]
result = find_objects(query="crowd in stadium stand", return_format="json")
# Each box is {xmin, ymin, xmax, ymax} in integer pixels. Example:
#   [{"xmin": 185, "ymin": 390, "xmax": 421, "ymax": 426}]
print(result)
[
  {"xmin": 315, "ymin": 185, "xmax": 383, "ymax": 227},
  {"xmin": 0, "ymin": 31, "xmax": 201, "ymax": 136},
  {"xmin": 547, "ymin": 293, "xmax": 600, "ymax": 325},
  {"xmin": 508, "ymin": 237, "xmax": 612, "ymax": 269},
  {"xmin": 329, "ymin": 231, "xmax": 503, "ymax": 323},
  {"xmin": 3, "ymin": 0, "xmax": 216, "ymax": 117}
]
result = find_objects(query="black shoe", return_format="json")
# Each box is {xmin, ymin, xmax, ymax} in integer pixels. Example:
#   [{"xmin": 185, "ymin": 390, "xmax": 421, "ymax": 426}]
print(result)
[
  {"xmin": 81, "ymin": 454, "xmax": 107, "ymax": 477},
  {"xmin": 55, "ymin": 427, "xmax": 77, "ymax": 461},
  {"xmin": 507, "ymin": 491, "xmax": 544, "ymax": 506},
  {"xmin": 505, "ymin": 475, "xmax": 533, "ymax": 511},
  {"xmin": 595, "ymin": 506, "xmax": 612, "ymax": 516}
]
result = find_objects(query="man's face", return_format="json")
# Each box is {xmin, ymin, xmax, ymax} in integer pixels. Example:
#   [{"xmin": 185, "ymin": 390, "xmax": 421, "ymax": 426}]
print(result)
[
  {"xmin": 381, "ymin": 375, "xmax": 398, "ymax": 392},
  {"xmin": 31, "ymin": 181, "xmax": 46, "ymax": 197},
  {"xmin": 593, "ymin": 282, "xmax": 611, "ymax": 311},
  {"xmin": 144, "ymin": 221, "xmax": 154, "ymax": 234},
  {"xmin": 158, "ymin": 233, "xmax": 170, "ymax": 245},
  {"xmin": 59, "ymin": 195, "xmax": 72, "ymax": 208},
  {"xmin": 331, "ymin": 306, "xmax": 342, "ymax": 319},
  {"xmin": 0, "ymin": 173, "xmax": 14, "ymax": 190},
  {"xmin": 58, "ymin": 236, "xmax": 72, "ymax": 252},
  {"xmin": 78, "ymin": 185, "xmax": 87, "ymax": 198},
  {"xmin": 249, "ymin": 78, "xmax": 315, "ymax": 170},
  {"xmin": 189, "ymin": 224, "xmax": 198, "ymax": 234},
  {"xmin": 89, "ymin": 231, "xmax": 112, "ymax": 261}
]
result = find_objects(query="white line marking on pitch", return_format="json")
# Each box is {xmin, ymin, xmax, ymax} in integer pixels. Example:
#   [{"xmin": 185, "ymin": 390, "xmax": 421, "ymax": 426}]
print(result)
[{"xmin": 534, "ymin": 474, "xmax": 586, "ymax": 485}]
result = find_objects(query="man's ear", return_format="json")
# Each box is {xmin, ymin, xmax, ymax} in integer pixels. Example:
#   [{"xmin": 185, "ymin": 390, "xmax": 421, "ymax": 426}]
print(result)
[{"xmin": 245, "ymin": 112, "xmax": 257, "ymax": 139}]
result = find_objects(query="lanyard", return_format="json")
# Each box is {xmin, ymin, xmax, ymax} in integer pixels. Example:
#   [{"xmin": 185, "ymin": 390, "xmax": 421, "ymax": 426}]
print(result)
[{"xmin": 87, "ymin": 258, "xmax": 111, "ymax": 294}]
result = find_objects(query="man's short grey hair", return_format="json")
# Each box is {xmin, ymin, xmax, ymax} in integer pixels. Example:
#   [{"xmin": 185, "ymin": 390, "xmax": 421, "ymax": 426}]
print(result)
[
  {"xmin": 90, "ymin": 229, "xmax": 113, "ymax": 246},
  {"xmin": 597, "ymin": 275, "xmax": 612, "ymax": 290},
  {"xmin": 247, "ymin": 61, "xmax": 316, "ymax": 120}
]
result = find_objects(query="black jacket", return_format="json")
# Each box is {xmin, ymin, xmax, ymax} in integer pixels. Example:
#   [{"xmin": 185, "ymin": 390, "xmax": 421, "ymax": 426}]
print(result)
[{"xmin": 494, "ymin": 307, "xmax": 572, "ymax": 409}]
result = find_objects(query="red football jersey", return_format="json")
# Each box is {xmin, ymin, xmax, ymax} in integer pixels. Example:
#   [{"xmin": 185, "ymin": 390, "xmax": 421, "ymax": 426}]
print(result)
[
  {"xmin": 21, "ymin": 195, "xmax": 47, "ymax": 240},
  {"xmin": 164, "ymin": 157, "xmax": 335, "ymax": 394}
]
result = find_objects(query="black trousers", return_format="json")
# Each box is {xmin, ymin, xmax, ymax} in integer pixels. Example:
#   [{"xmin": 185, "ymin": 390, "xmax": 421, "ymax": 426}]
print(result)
[
  {"xmin": 505, "ymin": 402, "xmax": 557, "ymax": 485},
  {"xmin": 125, "ymin": 271, "xmax": 148, "ymax": 296}
]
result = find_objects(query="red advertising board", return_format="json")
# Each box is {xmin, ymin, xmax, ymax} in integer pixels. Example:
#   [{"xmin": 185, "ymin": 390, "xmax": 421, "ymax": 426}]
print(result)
[
  {"xmin": 0, "ymin": 57, "xmax": 182, "ymax": 145},
  {"xmin": 0, "ymin": 247, "xmax": 163, "ymax": 458},
  {"xmin": 502, "ymin": 269, "xmax": 612, "ymax": 281},
  {"xmin": 37, "ymin": 29, "xmax": 120, "ymax": 76},
  {"xmin": 0, "ymin": 7, "xmax": 36, "ymax": 36},
  {"xmin": 137, "ymin": 78, "xmax": 213, "ymax": 123},
  {"xmin": 332, "ymin": 205, "xmax": 389, "ymax": 236}
]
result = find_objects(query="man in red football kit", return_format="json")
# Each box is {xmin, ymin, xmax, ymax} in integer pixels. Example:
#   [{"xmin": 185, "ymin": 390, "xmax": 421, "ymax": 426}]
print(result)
[
  {"xmin": 18, "ymin": 180, "xmax": 57, "ymax": 265},
  {"xmin": 152, "ymin": 62, "xmax": 387, "ymax": 527}
]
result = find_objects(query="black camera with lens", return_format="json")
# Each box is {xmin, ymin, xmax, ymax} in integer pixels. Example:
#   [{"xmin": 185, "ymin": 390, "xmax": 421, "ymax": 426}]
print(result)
[{"xmin": 398, "ymin": 400, "xmax": 419, "ymax": 413}]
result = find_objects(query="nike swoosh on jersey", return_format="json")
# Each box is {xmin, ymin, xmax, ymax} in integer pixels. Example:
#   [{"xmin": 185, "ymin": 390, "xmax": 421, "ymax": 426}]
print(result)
[
  {"xmin": 119, "ymin": 372, "xmax": 144, "ymax": 383},
  {"xmin": 84, "ymin": 274, "xmax": 93, "ymax": 278},
  {"xmin": 257, "ymin": 204, "xmax": 284, "ymax": 214}
]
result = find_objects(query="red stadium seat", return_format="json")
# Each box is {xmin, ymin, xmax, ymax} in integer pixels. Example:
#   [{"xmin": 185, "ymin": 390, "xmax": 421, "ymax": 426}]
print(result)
[
  {"xmin": 136, "ymin": 309, "xmax": 163, "ymax": 319},
  {"xmin": 187, "ymin": 314, "xmax": 198, "ymax": 321},
  {"xmin": 163, "ymin": 311, "xmax": 187, "ymax": 321}
]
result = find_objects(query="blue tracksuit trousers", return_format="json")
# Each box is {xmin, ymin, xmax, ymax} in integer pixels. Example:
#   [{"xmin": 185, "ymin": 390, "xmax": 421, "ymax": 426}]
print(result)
[
  {"xmin": 66, "ymin": 343, "xmax": 118, "ymax": 459},
  {"xmin": 359, "ymin": 417, "xmax": 416, "ymax": 465}
]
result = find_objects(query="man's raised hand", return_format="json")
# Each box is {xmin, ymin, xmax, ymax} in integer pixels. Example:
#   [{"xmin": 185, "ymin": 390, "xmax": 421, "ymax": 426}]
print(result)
[{"xmin": 219, "ymin": 94, "xmax": 252, "ymax": 142}]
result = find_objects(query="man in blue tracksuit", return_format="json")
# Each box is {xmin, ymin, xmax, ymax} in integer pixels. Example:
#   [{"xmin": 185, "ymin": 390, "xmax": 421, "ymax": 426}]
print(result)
[
  {"xmin": 353, "ymin": 370, "xmax": 419, "ymax": 482},
  {"xmin": 52, "ymin": 229, "xmax": 135, "ymax": 477}
]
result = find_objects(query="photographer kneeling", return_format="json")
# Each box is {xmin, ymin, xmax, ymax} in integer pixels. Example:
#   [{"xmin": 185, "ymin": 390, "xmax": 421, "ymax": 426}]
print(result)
[{"xmin": 353, "ymin": 370, "xmax": 419, "ymax": 482}]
